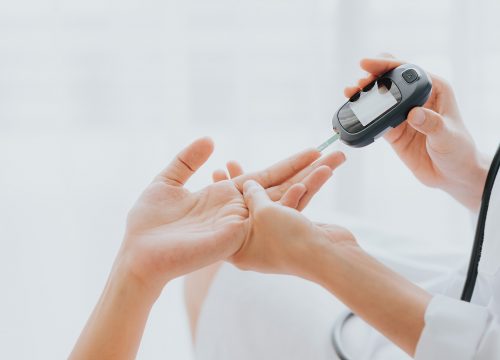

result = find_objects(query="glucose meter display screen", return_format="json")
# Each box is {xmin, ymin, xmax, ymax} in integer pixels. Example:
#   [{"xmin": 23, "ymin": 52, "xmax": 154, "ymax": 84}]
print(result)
[
  {"xmin": 337, "ymin": 78, "xmax": 402, "ymax": 134},
  {"xmin": 350, "ymin": 82, "xmax": 397, "ymax": 126}
]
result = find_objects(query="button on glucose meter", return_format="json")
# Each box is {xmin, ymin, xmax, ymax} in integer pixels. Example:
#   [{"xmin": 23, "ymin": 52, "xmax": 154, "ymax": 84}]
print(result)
[
  {"xmin": 329, "ymin": 63, "xmax": 432, "ymax": 148},
  {"xmin": 402, "ymin": 68, "xmax": 419, "ymax": 83}
]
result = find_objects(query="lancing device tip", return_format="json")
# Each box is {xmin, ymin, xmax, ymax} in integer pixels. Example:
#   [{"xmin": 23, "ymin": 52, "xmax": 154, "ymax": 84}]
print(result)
[{"xmin": 317, "ymin": 132, "xmax": 341, "ymax": 152}]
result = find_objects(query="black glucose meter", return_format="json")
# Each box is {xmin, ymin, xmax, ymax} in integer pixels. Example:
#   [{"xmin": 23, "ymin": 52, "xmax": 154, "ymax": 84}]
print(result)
[{"xmin": 332, "ymin": 63, "xmax": 432, "ymax": 147}]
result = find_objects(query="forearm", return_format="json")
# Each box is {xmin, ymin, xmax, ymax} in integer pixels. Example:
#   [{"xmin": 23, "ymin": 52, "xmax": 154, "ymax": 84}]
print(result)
[
  {"xmin": 69, "ymin": 256, "xmax": 161, "ymax": 360},
  {"xmin": 443, "ymin": 151, "xmax": 491, "ymax": 212},
  {"xmin": 302, "ymin": 240, "xmax": 431, "ymax": 356}
]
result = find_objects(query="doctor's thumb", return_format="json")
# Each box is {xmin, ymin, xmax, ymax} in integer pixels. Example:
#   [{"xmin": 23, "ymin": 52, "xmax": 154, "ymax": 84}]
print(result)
[
  {"xmin": 243, "ymin": 180, "xmax": 272, "ymax": 213},
  {"xmin": 407, "ymin": 107, "xmax": 451, "ymax": 144}
]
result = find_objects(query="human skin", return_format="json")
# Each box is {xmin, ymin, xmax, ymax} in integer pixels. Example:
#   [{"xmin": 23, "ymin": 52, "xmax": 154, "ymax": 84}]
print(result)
[
  {"xmin": 239, "ymin": 179, "xmax": 431, "ymax": 356},
  {"xmin": 186, "ymin": 57, "xmax": 492, "ymax": 355},
  {"xmin": 345, "ymin": 55, "xmax": 489, "ymax": 211},
  {"xmin": 69, "ymin": 137, "xmax": 346, "ymax": 360}
]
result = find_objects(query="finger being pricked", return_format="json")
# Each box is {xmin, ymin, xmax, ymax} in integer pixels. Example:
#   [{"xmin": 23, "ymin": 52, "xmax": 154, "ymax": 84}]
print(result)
[
  {"xmin": 232, "ymin": 148, "xmax": 322, "ymax": 192},
  {"xmin": 267, "ymin": 151, "xmax": 346, "ymax": 207},
  {"xmin": 231, "ymin": 148, "xmax": 345, "ymax": 211},
  {"xmin": 272, "ymin": 165, "xmax": 334, "ymax": 212}
]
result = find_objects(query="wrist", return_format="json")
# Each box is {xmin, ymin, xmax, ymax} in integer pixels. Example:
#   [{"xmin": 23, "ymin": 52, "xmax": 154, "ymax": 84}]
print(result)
[
  {"xmin": 445, "ymin": 151, "xmax": 490, "ymax": 212},
  {"xmin": 293, "ymin": 231, "xmax": 430, "ymax": 355},
  {"xmin": 111, "ymin": 248, "xmax": 165, "ymax": 306},
  {"xmin": 474, "ymin": 152, "xmax": 491, "ymax": 199},
  {"xmin": 69, "ymin": 250, "xmax": 161, "ymax": 360},
  {"xmin": 292, "ymin": 226, "xmax": 361, "ymax": 284}
]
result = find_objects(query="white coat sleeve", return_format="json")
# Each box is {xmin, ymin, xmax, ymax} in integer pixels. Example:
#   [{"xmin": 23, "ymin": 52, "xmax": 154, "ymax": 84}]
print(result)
[{"xmin": 414, "ymin": 295, "xmax": 500, "ymax": 360}]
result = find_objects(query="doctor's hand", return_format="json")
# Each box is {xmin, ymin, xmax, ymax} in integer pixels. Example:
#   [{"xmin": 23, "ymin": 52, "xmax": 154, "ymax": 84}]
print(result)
[
  {"xmin": 345, "ymin": 56, "xmax": 490, "ymax": 211},
  {"xmin": 120, "ymin": 137, "xmax": 345, "ymax": 296},
  {"xmin": 231, "ymin": 179, "xmax": 356, "ymax": 276},
  {"xmin": 236, "ymin": 180, "xmax": 431, "ymax": 357}
]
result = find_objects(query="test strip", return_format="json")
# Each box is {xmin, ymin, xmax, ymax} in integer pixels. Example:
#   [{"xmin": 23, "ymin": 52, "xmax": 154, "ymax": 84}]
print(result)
[{"xmin": 317, "ymin": 132, "xmax": 340, "ymax": 152}]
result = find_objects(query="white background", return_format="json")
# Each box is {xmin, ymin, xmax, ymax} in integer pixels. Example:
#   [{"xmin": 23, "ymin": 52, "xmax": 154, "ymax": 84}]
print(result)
[{"xmin": 1, "ymin": 0, "xmax": 500, "ymax": 358}]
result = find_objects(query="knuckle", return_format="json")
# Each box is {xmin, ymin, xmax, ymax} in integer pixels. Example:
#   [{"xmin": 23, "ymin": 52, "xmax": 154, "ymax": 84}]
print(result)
[
  {"xmin": 261, "ymin": 169, "xmax": 273, "ymax": 186},
  {"xmin": 276, "ymin": 180, "xmax": 292, "ymax": 197}
]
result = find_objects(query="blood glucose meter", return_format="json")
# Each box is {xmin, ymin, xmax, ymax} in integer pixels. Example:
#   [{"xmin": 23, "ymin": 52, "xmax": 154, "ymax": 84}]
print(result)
[{"xmin": 331, "ymin": 63, "xmax": 432, "ymax": 148}]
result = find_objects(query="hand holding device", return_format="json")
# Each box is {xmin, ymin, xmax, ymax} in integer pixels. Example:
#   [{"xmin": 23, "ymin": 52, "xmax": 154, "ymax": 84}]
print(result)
[
  {"xmin": 345, "ymin": 56, "xmax": 490, "ymax": 211},
  {"xmin": 334, "ymin": 63, "xmax": 432, "ymax": 147}
]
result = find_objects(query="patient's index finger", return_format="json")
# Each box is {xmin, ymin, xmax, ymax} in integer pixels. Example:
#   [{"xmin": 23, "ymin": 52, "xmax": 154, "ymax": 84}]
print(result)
[
  {"xmin": 266, "ymin": 151, "xmax": 345, "ymax": 201},
  {"xmin": 233, "ymin": 148, "xmax": 320, "ymax": 190}
]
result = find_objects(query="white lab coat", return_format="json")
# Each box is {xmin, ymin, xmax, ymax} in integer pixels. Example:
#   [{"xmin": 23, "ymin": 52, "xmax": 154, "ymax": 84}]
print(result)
[{"xmin": 414, "ymin": 173, "xmax": 500, "ymax": 359}]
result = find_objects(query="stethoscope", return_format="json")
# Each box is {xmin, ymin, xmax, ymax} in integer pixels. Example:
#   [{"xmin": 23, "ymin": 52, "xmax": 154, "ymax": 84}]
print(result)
[{"xmin": 331, "ymin": 143, "xmax": 500, "ymax": 360}]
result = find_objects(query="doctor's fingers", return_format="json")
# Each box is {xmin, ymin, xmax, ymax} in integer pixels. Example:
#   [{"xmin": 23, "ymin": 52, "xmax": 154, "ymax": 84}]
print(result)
[
  {"xmin": 407, "ymin": 107, "xmax": 457, "ymax": 153},
  {"xmin": 243, "ymin": 180, "xmax": 274, "ymax": 214},
  {"xmin": 344, "ymin": 55, "xmax": 404, "ymax": 98}
]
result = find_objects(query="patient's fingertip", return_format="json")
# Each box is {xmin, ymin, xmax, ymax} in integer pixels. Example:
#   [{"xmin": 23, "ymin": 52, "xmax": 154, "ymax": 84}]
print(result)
[
  {"xmin": 317, "ymin": 165, "xmax": 333, "ymax": 176},
  {"xmin": 293, "ymin": 182, "xmax": 307, "ymax": 193},
  {"xmin": 212, "ymin": 169, "xmax": 228, "ymax": 182},
  {"xmin": 304, "ymin": 147, "xmax": 322, "ymax": 156},
  {"xmin": 324, "ymin": 151, "xmax": 346, "ymax": 168},
  {"xmin": 337, "ymin": 151, "xmax": 347, "ymax": 164}
]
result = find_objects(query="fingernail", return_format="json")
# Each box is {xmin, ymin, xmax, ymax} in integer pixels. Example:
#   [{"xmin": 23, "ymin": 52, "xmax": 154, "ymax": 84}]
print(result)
[{"xmin": 410, "ymin": 108, "xmax": 425, "ymax": 126}]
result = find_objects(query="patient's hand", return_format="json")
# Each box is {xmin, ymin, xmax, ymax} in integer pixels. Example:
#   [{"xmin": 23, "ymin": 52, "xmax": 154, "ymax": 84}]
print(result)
[
  {"xmin": 70, "ymin": 137, "xmax": 345, "ymax": 360},
  {"xmin": 345, "ymin": 55, "xmax": 489, "ymax": 211},
  {"xmin": 120, "ymin": 137, "xmax": 345, "ymax": 294}
]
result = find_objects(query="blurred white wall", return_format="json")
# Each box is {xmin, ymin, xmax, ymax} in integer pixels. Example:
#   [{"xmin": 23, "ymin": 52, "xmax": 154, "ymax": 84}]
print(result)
[{"xmin": 1, "ymin": 0, "xmax": 500, "ymax": 358}]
